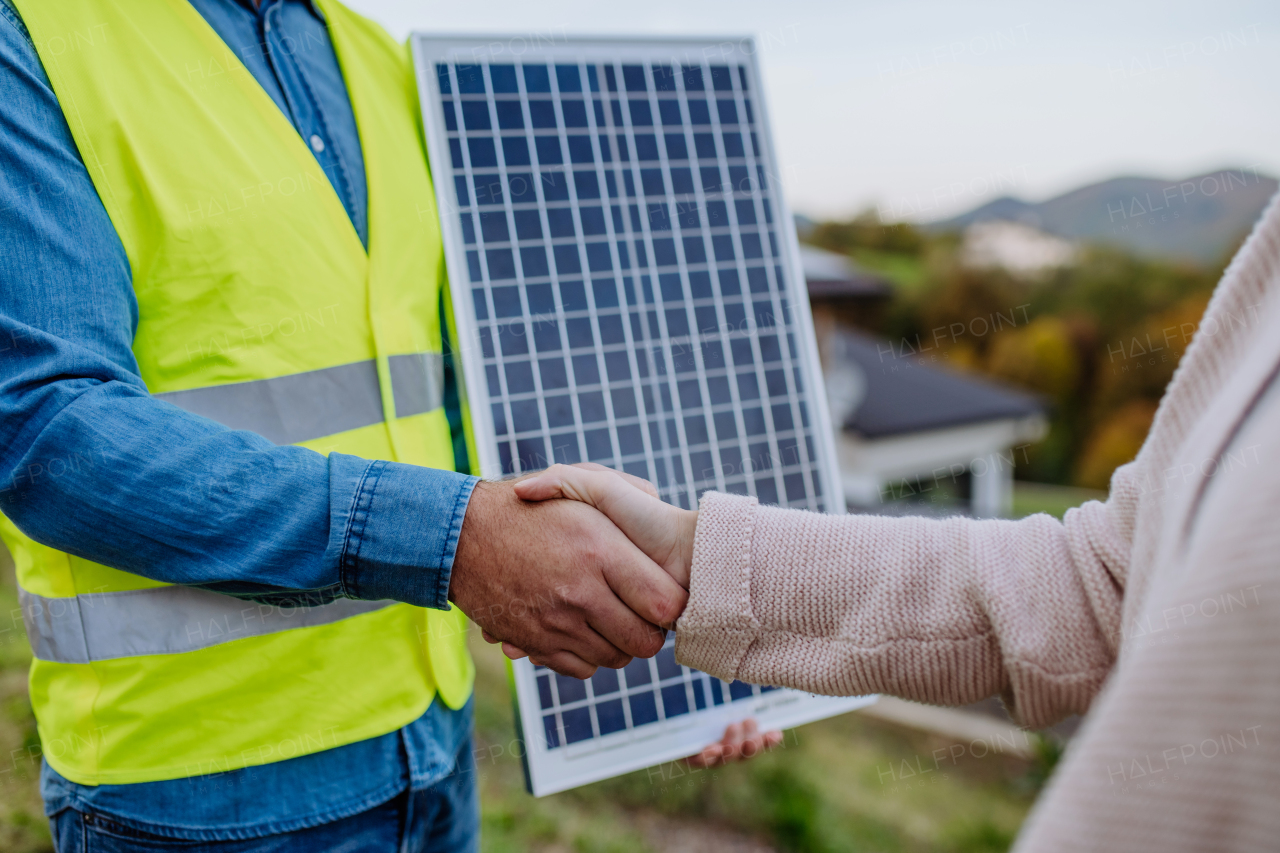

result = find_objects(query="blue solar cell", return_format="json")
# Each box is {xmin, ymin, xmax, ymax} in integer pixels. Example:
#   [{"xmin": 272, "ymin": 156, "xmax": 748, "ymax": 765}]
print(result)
[
  {"xmin": 710, "ymin": 65, "xmax": 733, "ymax": 92},
  {"xmin": 743, "ymin": 407, "xmax": 767, "ymax": 436},
  {"xmin": 555, "ymin": 64, "xmax": 582, "ymax": 92},
  {"xmin": 584, "ymin": 427, "xmax": 612, "ymax": 460},
  {"xmin": 460, "ymin": 101, "xmax": 491, "ymax": 130},
  {"xmin": 543, "ymin": 714, "xmax": 560, "ymax": 749},
  {"xmin": 682, "ymin": 235, "xmax": 706, "ymax": 264},
  {"xmin": 785, "ymin": 472, "xmax": 806, "ymax": 501},
  {"xmin": 573, "ymin": 171, "xmax": 601, "ymax": 200},
  {"xmin": 477, "ymin": 211, "xmax": 508, "ymax": 243},
  {"xmin": 655, "ymin": 646, "xmax": 682, "ymax": 680},
  {"xmin": 628, "ymin": 99, "xmax": 653, "ymax": 126},
  {"xmin": 681, "ymin": 64, "xmax": 705, "ymax": 91},
  {"xmin": 456, "ymin": 64, "xmax": 485, "ymax": 93},
  {"xmin": 537, "ymin": 674, "xmax": 554, "ymax": 709},
  {"xmin": 689, "ymin": 271, "xmax": 713, "ymax": 299},
  {"xmin": 435, "ymin": 63, "xmax": 451, "ymax": 94},
  {"xmin": 521, "ymin": 246, "xmax": 549, "ymax": 277},
  {"xmin": 661, "ymin": 684, "xmax": 690, "ymax": 718},
  {"xmin": 562, "ymin": 707, "xmax": 594, "ymax": 743},
  {"xmin": 540, "ymin": 171, "xmax": 570, "ymax": 202},
  {"xmin": 532, "ymin": 320, "xmax": 560, "ymax": 353},
  {"xmin": 687, "ymin": 99, "xmax": 710, "ymax": 125},
  {"xmin": 486, "ymin": 248, "xmax": 516, "ymax": 279},
  {"xmin": 448, "ymin": 137, "xmax": 464, "ymax": 168},
  {"xmin": 622, "ymin": 64, "xmax": 647, "ymax": 92},
  {"xmin": 489, "ymin": 64, "xmax": 519, "ymax": 93},
  {"xmin": 441, "ymin": 100, "xmax": 457, "ymax": 131},
  {"xmin": 516, "ymin": 435, "xmax": 547, "ymax": 470},
  {"xmin": 492, "ymin": 104, "xmax": 522, "ymax": 134},
  {"xmin": 498, "ymin": 322, "xmax": 528, "ymax": 356},
  {"xmin": 629, "ymin": 692, "xmax": 659, "ymax": 726},
  {"xmin": 722, "ymin": 131, "xmax": 744, "ymax": 158},
  {"xmin": 498, "ymin": 137, "xmax": 529, "ymax": 166},
  {"xmin": 633, "ymin": 134, "xmax": 659, "ymax": 161},
  {"xmin": 528, "ymin": 100, "xmax": 557, "ymax": 128},
  {"xmin": 510, "ymin": 399, "xmax": 539, "ymax": 432},
  {"xmin": 473, "ymin": 174, "xmax": 503, "ymax": 206},
  {"xmin": 611, "ymin": 387, "xmax": 638, "ymax": 417},
  {"xmin": 617, "ymin": 424, "xmax": 643, "ymax": 455},
  {"xmin": 545, "ymin": 395, "xmax": 573, "ymax": 428},
  {"xmin": 459, "ymin": 212, "xmax": 477, "ymax": 246},
  {"xmin": 595, "ymin": 699, "xmax": 626, "ymax": 735},
  {"xmin": 670, "ymin": 167, "xmax": 694, "ymax": 195},
  {"xmin": 490, "ymin": 402, "xmax": 507, "ymax": 435},
  {"xmin": 728, "ymin": 680, "xmax": 754, "ymax": 701},
  {"xmin": 523, "ymin": 64, "xmax": 551, "ymax": 92},
  {"xmin": 539, "ymin": 357, "xmax": 569, "ymax": 389},
  {"xmin": 566, "ymin": 135, "xmax": 594, "ymax": 163},
  {"xmin": 691, "ymin": 678, "xmax": 707, "ymax": 710},
  {"xmin": 526, "ymin": 283, "xmax": 554, "ymax": 313},
  {"xmin": 714, "ymin": 411, "xmax": 739, "ymax": 440},
  {"xmin": 561, "ymin": 100, "xmax": 588, "ymax": 127},
  {"xmin": 506, "ymin": 361, "xmax": 535, "ymax": 395},
  {"xmin": 664, "ymin": 133, "xmax": 688, "ymax": 160}
]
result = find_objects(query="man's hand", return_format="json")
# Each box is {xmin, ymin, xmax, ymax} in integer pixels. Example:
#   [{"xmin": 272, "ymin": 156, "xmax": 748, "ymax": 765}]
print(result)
[
  {"xmin": 513, "ymin": 463, "xmax": 697, "ymax": 587},
  {"xmin": 449, "ymin": 479, "xmax": 688, "ymax": 679}
]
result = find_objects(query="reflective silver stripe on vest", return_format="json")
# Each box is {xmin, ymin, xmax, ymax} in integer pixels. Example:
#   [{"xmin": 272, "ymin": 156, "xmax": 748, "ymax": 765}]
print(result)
[
  {"xmin": 388, "ymin": 352, "xmax": 445, "ymax": 419},
  {"xmin": 18, "ymin": 586, "xmax": 394, "ymax": 664},
  {"xmin": 156, "ymin": 353, "xmax": 444, "ymax": 445}
]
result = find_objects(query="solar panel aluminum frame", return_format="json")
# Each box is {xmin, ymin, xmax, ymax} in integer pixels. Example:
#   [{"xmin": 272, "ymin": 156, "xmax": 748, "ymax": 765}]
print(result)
[{"xmin": 411, "ymin": 33, "xmax": 865, "ymax": 796}]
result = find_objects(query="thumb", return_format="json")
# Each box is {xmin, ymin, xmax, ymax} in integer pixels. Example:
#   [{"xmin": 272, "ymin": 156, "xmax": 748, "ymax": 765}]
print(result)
[{"xmin": 515, "ymin": 464, "xmax": 685, "ymax": 577}]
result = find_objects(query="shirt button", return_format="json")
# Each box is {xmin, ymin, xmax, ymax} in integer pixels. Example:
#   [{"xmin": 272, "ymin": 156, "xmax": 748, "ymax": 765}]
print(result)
[{"xmin": 309, "ymin": 135, "xmax": 325, "ymax": 153}]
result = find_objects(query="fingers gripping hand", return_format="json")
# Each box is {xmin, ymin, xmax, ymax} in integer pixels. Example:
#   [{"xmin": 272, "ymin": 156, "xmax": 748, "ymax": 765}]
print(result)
[
  {"xmin": 514, "ymin": 463, "xmax": 697, "ymax": 588},
  {"xmin": 451, "ymin": 480, "xmax": 686, "ymax": 678},
  {"xmin": 686, "ymin": 719, "xmax": 784, "ymax": 769}
]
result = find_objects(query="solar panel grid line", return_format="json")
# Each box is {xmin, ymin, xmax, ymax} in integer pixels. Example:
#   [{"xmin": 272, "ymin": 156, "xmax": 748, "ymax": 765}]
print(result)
[
  {"xmin": 482, "ymin": 63, "xmax": 560, "ymax": 476},
  {"xmin": 567, "ymin": 58, "xmax": 663, "ymax": 487},
  {"xmin": 603, "ymin": 60, "xmax": 703, "ymax": 506},
  {"xmin": 719, "ymin": 61, "xmax": 820, "ymax": 508},
  {"xmin": 670, "ymin": 59, "xmax": 768, "ymax": 502},
  {"xmin": 664, "ymin": 62, "xmax": 760, "ymax": 505},
  {"xmin": 696, "ymin": 57, "xmax": 791, "ymax": 505},
  {"xmin": 517, "ymin": 63, "xmax": 593, "ymax": 469},
  {"xmin": 541, "ymin": 59, "xmax": 620, "ymax": 473},
  {"xmin": 634, "ymin": 59, "xmax": 731, "ymax": 501},
  {"xmin": 443, "ymin": 63, "xmax": 518, "ymax": 476}
]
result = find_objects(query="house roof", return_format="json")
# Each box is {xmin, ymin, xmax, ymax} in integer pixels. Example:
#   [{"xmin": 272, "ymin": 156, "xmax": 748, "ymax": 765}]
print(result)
[
  {"xmin": 829, "ymin": 329, "xmax": 1045, "ymax": 439},
  {"xmin": 799, "ymin": 244, "xmax": 892, "ymax": 298}
]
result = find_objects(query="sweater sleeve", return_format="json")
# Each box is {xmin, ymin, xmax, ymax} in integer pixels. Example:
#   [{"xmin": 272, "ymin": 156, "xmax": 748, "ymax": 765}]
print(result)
[{"xmin": 674, "ymin": 464, "xmax": 1139, "ymax": 728}]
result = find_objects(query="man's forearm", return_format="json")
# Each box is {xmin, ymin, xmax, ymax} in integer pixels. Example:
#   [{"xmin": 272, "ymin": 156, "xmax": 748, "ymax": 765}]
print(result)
[{"xmin": 0, "ymin": 334, "xmax": 477, "ymax": 606}]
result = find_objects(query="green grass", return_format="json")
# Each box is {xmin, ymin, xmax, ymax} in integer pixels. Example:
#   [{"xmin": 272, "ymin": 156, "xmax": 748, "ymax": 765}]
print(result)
[
  {"xmin": 0, "ymin": 545, "xmax": 1047, "ymax": 852},
  {"xmin": 1011, "ymin": 481, "xmax": 1107, "ymax": 520}
]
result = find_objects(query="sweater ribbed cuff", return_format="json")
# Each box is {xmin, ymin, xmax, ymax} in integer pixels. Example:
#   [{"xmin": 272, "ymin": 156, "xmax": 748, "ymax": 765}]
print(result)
[{"xmin": 674, "ymin": 491, "xmax": 760, "ymax": 681}]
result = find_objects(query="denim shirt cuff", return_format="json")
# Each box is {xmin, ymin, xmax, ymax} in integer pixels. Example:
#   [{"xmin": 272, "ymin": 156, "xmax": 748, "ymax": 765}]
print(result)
[{"xmin": 326, "ymin": 453, "xmax": 478, "ymax": 609}]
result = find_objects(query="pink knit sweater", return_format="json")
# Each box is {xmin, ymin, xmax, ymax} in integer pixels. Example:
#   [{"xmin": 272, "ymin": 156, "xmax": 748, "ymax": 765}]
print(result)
[{"xmin": 675, "ymin": 193, "xmax": 1280, "ymax": 852}]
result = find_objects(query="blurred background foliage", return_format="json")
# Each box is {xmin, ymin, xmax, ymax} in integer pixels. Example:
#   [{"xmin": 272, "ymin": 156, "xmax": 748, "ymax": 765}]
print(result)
[{"xmin": 806, "ymin": 211, "xmax": 1229, "ymax": 489}]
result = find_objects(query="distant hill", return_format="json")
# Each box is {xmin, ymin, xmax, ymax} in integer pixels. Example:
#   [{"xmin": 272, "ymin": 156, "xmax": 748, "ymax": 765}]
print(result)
[{"xmin": 927, "ymin": 168, "xmax": 1277, "ymax": 265}]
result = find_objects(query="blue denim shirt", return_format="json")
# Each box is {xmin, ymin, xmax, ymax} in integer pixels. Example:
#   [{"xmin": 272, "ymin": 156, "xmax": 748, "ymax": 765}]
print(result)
[{"xmin": 0, "ymin": 0, "xmax": 479, "ymax": 839}]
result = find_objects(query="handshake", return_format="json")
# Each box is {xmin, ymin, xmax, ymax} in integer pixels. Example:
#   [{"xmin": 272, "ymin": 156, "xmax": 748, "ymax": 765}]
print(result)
[{"xmin": 448, "ymin": 462, "xmax": 777, "ymax": 765}]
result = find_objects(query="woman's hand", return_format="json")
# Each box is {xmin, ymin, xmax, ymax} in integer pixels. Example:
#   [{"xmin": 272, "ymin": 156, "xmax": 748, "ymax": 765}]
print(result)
[
  {"xmin": 502, "ymin": 463, "xmax": 782, "ymax": 769},
  {"xmin": 514, "ymin": 463, "xmax": 697, "ymax": 588}
]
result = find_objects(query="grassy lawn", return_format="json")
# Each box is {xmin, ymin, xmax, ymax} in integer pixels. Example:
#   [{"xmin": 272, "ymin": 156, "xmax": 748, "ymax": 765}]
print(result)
[
  {"xmin": 1011, "ymin": 482, "xmax": 1107, "ymax": 520},
  {"xmin": 0, "ymin": 544, "xmax": 1050, "ymax": 852}
]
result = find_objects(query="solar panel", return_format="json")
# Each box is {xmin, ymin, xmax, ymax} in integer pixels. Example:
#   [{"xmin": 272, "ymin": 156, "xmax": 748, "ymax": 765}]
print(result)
[{"xmin": 411, "ymin": 34, "xmax": 873, "ymax": 796}]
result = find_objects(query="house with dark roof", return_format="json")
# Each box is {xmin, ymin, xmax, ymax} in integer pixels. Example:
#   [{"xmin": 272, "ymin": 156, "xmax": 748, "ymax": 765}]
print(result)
[{"xmin": 820, "ymin": 329, "xmax": 1046, "ymax": 518}]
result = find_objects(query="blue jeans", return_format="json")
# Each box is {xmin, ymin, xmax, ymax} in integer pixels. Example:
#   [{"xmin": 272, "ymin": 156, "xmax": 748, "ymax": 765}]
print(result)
[{"xmin": 48, "ymin": 740, "xmax": 479, "ymax": 853}]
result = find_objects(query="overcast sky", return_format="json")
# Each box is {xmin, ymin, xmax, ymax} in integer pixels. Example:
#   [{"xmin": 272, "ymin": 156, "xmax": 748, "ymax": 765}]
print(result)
[{"xmin": 347, "ymin": 0, "xmax": 1280, "ymax": 222}]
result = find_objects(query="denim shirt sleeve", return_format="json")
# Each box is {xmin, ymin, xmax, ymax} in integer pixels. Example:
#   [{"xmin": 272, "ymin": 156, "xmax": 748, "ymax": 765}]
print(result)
[{"xmin": 0, "ymin": 4, "xmax": 476, "ymax": 609}]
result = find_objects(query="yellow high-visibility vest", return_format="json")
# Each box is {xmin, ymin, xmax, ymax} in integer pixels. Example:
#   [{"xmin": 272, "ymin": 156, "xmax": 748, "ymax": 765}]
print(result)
[{"xmin": 2, "ymin": 0, "xmax": 474, "ymax": 785}]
